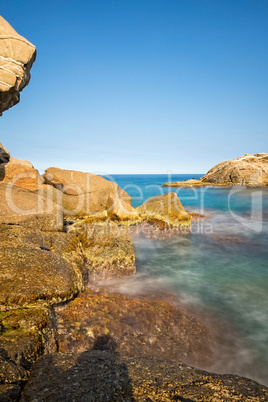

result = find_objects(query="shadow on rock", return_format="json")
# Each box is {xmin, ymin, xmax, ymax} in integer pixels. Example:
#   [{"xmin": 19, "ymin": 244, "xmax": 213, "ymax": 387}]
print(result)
[{"xmin": 21, "ymin": 335, "xmax": 134, "ymax": 401}]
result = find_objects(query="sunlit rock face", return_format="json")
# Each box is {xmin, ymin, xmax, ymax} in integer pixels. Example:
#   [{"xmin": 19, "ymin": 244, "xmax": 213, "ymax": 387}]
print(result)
[
  {"xmin": 0, "ymin": 15, "xmax": 36, "ymax": 115},
  {"xmin": 201, "ymin": 153, "xmax": 268, "ymax": 186}
]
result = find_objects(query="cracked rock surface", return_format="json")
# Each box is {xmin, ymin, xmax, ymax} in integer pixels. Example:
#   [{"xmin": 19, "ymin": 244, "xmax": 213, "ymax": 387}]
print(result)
[{"xmin": 0, "ymin": 15, "xmax": 36, "ymax": 115}]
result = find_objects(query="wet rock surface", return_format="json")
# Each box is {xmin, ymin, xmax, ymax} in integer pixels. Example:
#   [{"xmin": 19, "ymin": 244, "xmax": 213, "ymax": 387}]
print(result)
[
  {"xmin": 0, "ymin": 224, "xmax": 83, "ymax": 310},
  {"xmin": 0, "ymin": 308, "xmax": 57, "ymax": 401},
  {"xmin": 55, "ymin": 288, "xmax": 212, "ymax": 367},
  {"xmin": 68, "ymin": 221, "xmax": 136, "ymax": 282},
  {"xmin": 20, "ymin": 351, "xmax": 268, "ymax": 401}
]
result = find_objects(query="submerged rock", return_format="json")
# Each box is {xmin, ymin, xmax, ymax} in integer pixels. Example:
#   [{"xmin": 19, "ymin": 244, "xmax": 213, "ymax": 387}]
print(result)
[
  {"xmin": 0, "ymin": 16, "xmax": 36, "ymax": 115},
  {"xmin": 137, "ymin": 192, "xmax": 191, "ymax": 229},
  {"xmin": 55, "ymin": 288, "xmax": 211, "ymax": 367},
  {"xmin": 20, "ymin": 351, "xmax": 268, "ymax": 401}
]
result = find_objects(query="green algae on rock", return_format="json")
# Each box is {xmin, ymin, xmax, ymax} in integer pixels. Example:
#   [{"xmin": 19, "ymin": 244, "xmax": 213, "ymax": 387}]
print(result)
[
  {"xmin": 0, "ymin": 225, "xmax": 84, "ymax": 310},
  {"xmin": 68, "ymin": 221, "xmax": 136, "ymax": 282},
  {"xmin": 0, "ymin": 307, "xmax": 57, "ymax": 401},
  {"xmin": 20, "ymin": 351, "xmax": 268, "ymax": 402}
]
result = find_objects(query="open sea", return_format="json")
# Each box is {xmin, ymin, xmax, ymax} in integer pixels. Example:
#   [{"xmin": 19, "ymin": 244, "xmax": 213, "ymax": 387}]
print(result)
[{"xmin": 102, "ymin": 174, "xmax": 268, "ymax": 386}]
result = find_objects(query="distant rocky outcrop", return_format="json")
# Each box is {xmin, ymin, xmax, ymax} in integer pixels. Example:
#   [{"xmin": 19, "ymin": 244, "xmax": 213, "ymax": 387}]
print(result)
[
  {"xmin": 201, "ymin": 153, "xmax": 268, "ymax": 186},
  {"xmin": 0, "ymin": 16, "xmax": 36, "ymax": 115},
  {"xmin": 163, "ymin": 153, "xmax": 268, "ymax": 188},
  {"xmin": 20, "ymin": 351, "xmax": 268, "ymax": 402}
]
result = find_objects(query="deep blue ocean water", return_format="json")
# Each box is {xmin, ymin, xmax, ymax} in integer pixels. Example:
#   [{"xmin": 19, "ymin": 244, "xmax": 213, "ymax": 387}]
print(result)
[{"xmin": 102, "ymin": 174, "xmax": 268, "ymax": 386}]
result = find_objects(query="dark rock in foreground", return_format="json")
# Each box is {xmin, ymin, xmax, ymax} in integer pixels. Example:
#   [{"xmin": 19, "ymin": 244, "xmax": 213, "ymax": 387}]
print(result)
[
  {"xmin": 55, "ymin": 288, "xmax": 212, "ymax": 367},
  {"xmin": 20, "ymin": 351, "xmax": 268, "ymax": 401}
]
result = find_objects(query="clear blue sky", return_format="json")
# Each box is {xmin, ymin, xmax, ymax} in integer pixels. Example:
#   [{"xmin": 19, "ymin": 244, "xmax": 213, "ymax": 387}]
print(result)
[{"xmin": 1, "ymin": 0, "xmax": 267, "ymax": 174}]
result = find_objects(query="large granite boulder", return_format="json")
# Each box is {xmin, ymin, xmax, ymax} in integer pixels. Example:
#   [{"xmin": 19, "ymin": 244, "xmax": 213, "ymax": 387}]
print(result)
[
  {"xmin": 55, "ymin": 288, "xmax": 211, "ymax": 367},
  {"xmin": 0, "ymin": 16, "xmax": 36, "ymax": 115},
  {"xmin": 20, "ymin": 351, "xmax": 268, "ymax": 401},
  {"xmin": 68, "ymin": 221, "xmax": 136, "ymax": 282},
  {"xmin": 0, "ymin": 224, "xmax": 83, "ymax": 310},
  {"xmin": 201, "ymin": 153, "xmax": 268, "ymax": 186},
  {"xmin": 43, "ymin": 167, "xmax": 136, "ymax": 218},
  {"xmin": 1, "ymin": 157, "xmax": 43, "ymax": 190},
  {"xmin": 137, "ymin": 192, "xmax": 191, "ymax": 229},
  {"xmin": 0, "ymin": 182, "xmax": 63, "ymax": 231}
]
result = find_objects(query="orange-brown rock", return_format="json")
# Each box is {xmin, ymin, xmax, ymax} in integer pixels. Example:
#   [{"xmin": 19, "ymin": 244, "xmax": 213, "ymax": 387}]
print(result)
[
  {"xmin": 0, "ymin": 224, "xmax": 83, "ymax": 310},
  {"xmin": 68, "ymin": 221, "xmax": 136, "ymax": 282},
  {"xmin": 0, "ymin": 182, "xmax": 63, "ymax": 231},
  {"xmin": 201, "ymin": 153, "xmax": 268, "ymax": 186},
  {"xmin": 163, "ymin": 154, "xmax": 268, "ymax": 188},
  {"xmin": 0, "ymin": 16, "xmax": 36, "ymax": 115},
  {"xmin": 106, "ymin": 193, "xmax": 139, "ymax": 221},
  {"xmin": 137, "ymin": 192, "xmax": 191, "ymax": 229},
  {"xmin": 163, "ymin": 179, "xmax": 208, "ymax": 187},
  {"xmin": 1, "ymin": 157, "xmax": 43, "ymax": 190},
  {"xmin": 42, "ymin": 167, "xmax": 134, "ymax": 218},
  {"xmin": 55, "ymin": 288, "xmax": 211, "ymax": 367}
]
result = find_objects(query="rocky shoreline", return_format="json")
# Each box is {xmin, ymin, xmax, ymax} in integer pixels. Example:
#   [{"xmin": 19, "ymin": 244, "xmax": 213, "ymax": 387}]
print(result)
[
  {"xmin": 1, "ymin": 15, "xmax": 268, "ymax": 402},
  {"xmin": 163, "ymin": 153, "xmax": 268, "ymax": 188}
]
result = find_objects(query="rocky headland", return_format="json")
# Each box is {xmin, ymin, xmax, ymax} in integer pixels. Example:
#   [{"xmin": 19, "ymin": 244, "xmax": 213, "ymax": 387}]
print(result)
[
  {"xmin": 0, "ymin": 16, "xmax": 36, "ymax": 116},
  {"xmin": 163, "ymin": 153, "xmax": 268, "ymax": 188},
  {"xmin": 0, "ymin": 16, "xmax": 267, "ymax": 402}
]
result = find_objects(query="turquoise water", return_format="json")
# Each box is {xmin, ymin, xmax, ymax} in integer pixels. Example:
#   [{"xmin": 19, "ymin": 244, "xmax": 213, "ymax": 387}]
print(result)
[{"xmin": 103, "ymin": 174, "xmax": 268, "ymax": 386}]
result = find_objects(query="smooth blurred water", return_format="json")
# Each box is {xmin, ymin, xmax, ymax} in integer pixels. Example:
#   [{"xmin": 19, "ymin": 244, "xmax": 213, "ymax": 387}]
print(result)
[{"xmin": 103, "ymin": 174, "xmax": 268, "ymax": 385}]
